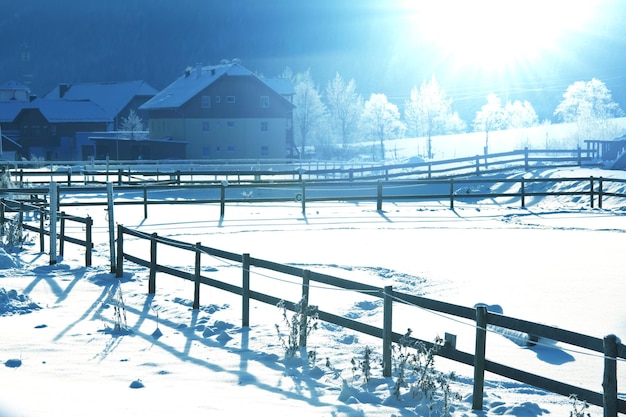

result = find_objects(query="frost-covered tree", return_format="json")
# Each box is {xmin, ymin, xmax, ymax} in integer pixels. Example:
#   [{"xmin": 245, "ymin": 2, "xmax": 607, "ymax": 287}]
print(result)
[
  {"xmin": 360, "ymin": 93, "xmax": 406, "ymax": 161},
  {"xmin": 325, "ymin": 72, "xmax": 363, "ymax": 153},
  {"xmin": 292, "ymin": 70, "xmax": 327, "ymax": 158},
  {"xmin": 473, "ymin": 94, "xmax": 506, "ymax": 154},
  {"xmin": 504, "ymin": 100, "xmax": 539, "ymax": 129},
  {"xmin": 404, "ymin": 76, "xmax": 466, "ymax": 159},
  {"xmin": 554, "ymin": 78, "xmax": 624, "ymax": 141},
  {"xmin": 120, "ymin": 109, "xmax": 144, "ymax": 139}
]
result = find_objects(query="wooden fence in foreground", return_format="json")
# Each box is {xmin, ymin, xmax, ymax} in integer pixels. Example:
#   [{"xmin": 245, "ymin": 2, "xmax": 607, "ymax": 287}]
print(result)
[
  {"xmin": 115, "ymin": 225, "xmax": 625, "ymax": 416},
  {"xmin": 0, "ymin": 199, "xmax": 93, "ymax": 266}
]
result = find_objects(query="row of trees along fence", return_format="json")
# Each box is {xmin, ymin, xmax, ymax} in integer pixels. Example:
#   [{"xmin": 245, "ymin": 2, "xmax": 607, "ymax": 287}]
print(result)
[
  {"xmin": 0, "ymin": 198, "xmax": 93, "ymax": 266},
  {"xmin": 4, "ymin": 148, "xmax": 597, "ymax": 186},
  {"xmin": 115, "ymin": 225, "xmax": 625, "ymax": 416}
]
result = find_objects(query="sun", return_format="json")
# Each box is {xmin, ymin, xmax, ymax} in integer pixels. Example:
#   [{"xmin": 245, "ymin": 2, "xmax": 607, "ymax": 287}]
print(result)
[{"xmin": 402, "ymin": 0, "xmax": 593, "ymax": 75}]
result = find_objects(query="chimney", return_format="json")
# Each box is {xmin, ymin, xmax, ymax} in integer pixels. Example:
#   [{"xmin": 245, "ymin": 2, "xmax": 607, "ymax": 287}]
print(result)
[
  {"xmin": 195, "ymin": 63, "xmax": 202, "ymax": 78},
  {"xmin": 59, "ymin": 83, "xmax": 70, "ymax": 98}
]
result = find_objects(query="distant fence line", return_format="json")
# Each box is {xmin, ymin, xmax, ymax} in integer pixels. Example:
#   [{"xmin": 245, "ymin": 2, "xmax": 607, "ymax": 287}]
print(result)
[
  {"xmin": 3, "ymin": 148, "xmax": 598, "ymax": 186},
  {"xmin": 114, "ymin": 225, "xmax": 625, "ymax": 415}
]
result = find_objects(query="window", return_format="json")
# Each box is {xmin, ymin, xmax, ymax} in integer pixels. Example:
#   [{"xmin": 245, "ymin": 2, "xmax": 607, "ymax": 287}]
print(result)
[
  {"xmin": 226, "ymin": 95, "xmax": 235, "ymax": 104},
  {"xmin": 201, "ymin": 95, "xmax": 211, "ymax": 108},
  {"xmin": 227, "ymin": 121, "xmax": 235, "ymax": 128},
  {"xmin": 260, "ymin": 121, "xmax": 268, "ymax": 132},
  {"xmin": 215, "ymin": 96, "xmax": 221, "ymax": 104},
  {"xmin": 227, "ymin": 145, "xmax": 235, "ymax": 152},
  {"xmin": 261, "ymin": 145, "xmax": 269, "ymax": 156},
  {"xmin": 260, "ymin": 96, "xmax": 269, "ymax": 108},
  {"xmin": 202, "ymin": 121, "xmax": 210, "ymax": 132},
  {"xmin": 202, "ymin": 146, "xmax": 210, "ymax": 157}
]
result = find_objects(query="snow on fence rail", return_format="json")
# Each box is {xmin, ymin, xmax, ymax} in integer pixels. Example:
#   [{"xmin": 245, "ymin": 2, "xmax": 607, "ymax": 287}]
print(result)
[{"xmin": 115, "ymin": 225, "xmax": 625, "ymax": 415}]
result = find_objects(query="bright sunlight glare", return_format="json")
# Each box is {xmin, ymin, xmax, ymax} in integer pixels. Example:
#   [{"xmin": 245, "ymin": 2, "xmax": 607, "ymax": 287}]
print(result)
[{"xmin": 404, "ymin": 0, "xmax": 594, "ymax": 73}]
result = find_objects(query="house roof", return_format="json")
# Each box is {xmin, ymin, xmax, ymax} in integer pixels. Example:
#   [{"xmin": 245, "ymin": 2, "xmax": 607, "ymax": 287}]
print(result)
[
  {"xmin": 0, "ymin": 80, "xmax": 32, "ymax": 94},
  {"xmin": 0, "ymin": 101, "xmax": 31, "ymax": 123},
  {"xmin": 26, "ymin": 98, "xmax": 111, "ymax": 123},
  {"xmin": 45, "ymin": 80, "xmax": 158, "ymax": 119},
  {"xmin": 140, "ymin": 62, "xmax": 293, "ymax": 110}
]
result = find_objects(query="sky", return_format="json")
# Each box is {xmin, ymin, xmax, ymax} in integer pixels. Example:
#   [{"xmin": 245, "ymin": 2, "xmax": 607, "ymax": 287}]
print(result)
[
  {"xmin": 2, "ymin": 0, "xmax": 625, "ymax": 121},
  {"xmin": 0, "ymin": 148, "xmax": 626, "ymax": 415}
]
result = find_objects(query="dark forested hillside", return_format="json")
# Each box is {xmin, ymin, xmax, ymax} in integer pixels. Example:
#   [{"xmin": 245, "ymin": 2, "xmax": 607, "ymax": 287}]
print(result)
[{"xmin": 1, "ymin": 0, "xmax": 625, "ymax": 122}]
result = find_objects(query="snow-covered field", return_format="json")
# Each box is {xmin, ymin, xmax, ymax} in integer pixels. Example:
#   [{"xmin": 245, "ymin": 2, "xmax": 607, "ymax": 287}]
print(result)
[{"xmin": 0, "ymin": 167, "xmax": 625, "ymax": 416}]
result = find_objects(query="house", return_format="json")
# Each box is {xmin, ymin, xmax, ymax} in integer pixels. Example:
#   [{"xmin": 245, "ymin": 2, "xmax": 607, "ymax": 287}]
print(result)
[
  {"xmin": 15, "ymin": 98, "xmax": 111, "ymax": 160},
  {"xmin": 139, "ymin": 61, "xmax": 295, "ymax": 160},
  {"xmin": 0, "ymin": 80, "xmax": 32, "ymax": 102},
  {"xmin": 44, "ymin": 80, "xmax": 160, "ymax": 160}
]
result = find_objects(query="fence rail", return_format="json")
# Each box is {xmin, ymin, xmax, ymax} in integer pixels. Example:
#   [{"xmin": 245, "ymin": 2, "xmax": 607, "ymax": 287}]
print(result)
[
  {"xmin": 0, "ymin": 198, "xmax": 93, "ymax": 266},
  {"xmin": 115, "ymin": 225, "xmax": 625, "ymax": 415},
  {"xmin": 4, "ymin": 148, "xmax": 598, "ymax": 187}
]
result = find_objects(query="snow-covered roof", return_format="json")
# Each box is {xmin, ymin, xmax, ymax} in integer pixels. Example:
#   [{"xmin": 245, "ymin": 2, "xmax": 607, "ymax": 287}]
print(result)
[
  {"xmin": 140, "ymin": 63, "xmax": 292, "ymax": 110},
  {"xmin": 45, "ymin": 80, "xmax": 158, "ymax": 119},
  {"xmin": 0, "ymin": 80, "xmax": 31, "ymax": 93},
  {"xmin": 27, "ymin": 98, "xmax": 111, "ymax": 123},
  {"xmin": 0, "ymin": 101, "xmax": 31, "ymax": 123}
]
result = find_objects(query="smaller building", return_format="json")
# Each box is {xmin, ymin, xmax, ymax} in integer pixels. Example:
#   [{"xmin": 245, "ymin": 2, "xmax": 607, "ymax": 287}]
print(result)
[{"xmin": 140, "ymin": 61, "xmax": 295, "ymax": 160}]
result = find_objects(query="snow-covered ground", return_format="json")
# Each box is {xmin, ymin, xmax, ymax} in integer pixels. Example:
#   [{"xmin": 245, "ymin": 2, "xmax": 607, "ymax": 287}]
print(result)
[{"xmin": 0, "ymin": 167, "xmax": 625, "ymax": 416}]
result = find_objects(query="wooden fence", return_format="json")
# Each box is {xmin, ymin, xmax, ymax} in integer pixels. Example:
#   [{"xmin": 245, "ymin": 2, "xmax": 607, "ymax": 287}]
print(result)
[
  {"xmin": 5, "ymin": 148, "xmax": 597, "ymax": 186},
  {"xmin": 115, "ymin": 225, "xmax": 625, "ymax": 415},
  {"xmin": 0, "ymin": 198, "xmax": 93, "ymax": 266}
]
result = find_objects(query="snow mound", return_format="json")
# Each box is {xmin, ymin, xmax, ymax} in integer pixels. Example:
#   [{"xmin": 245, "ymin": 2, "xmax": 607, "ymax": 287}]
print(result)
[
  {"xmin": 0, "ymin": 248, "xmax": 21, "ymax": 269},
  {"xmin": 0, "ymin": 288, "xmax": 41, "ymax": 316}
]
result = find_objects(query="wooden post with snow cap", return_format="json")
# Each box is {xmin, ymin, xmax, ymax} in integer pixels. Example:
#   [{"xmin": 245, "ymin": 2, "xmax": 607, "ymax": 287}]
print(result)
[
  {"xmin": 473, "ymin": 305, "xmax": 488, "ymax": 411},
  {"xmin": 193, "ymin": 242, "xmax": 201, "ymax": 310},
  {"xmin": 49, "ymin": 181, "xmax": 57, "ymax": 265},
  {"xmin": 299, "ymin": 269, "xmax": 311, "ymax": 348},
  {"xmin": 242, "ymin": 253, "xmax": 250, "ymax": 327},
  {"xmin": 603, "ymin": 334, "xmax": 618, "ymax": 417},
  {"xmin": 376, "ymin": 181, "xmax": 383, "ymax": 211},
  {"xmin": 149, "ymin": 232, "xmax": 157, "ymax": 294},
  {"xmin": 115, "ymin": 224, "xmax": 124, "ymax": 278},
  {"xmin": 107, "ymin": 182, "xmax": 116, "ymax": 272},
  {"xmin": 382, "ymin": 285, "xmax": 393, "ymax": 377}
]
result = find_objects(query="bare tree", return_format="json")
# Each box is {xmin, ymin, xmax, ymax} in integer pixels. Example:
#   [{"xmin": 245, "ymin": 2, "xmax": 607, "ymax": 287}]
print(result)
[
  {"xmin": 504, "ymin": 100, "xmax": 539, "ymax": 129},
  {"xmin": 473, "ymin": 94, "xmax": 506, "ymax": 154},
  {"xmin": 360, "ymin": 93, "xmax": 406, "ymax": 161},
  {"xmin": 554, "ymin": 78, "xmax": 623, "ymax": 142},
  {"xmin": 404, "ymin": 76, "xmax": 465, "ymax": 159},
  {"xmin": 325, "ymin": 73, "xmax": 363, "ymax": 155},
  {"xmin": 292, "ymin": 70, "xmax": 327, "ymax": 158},
  {"xmin": 120, "ymin": 109, "xmax": 144, "ymax": 139}
]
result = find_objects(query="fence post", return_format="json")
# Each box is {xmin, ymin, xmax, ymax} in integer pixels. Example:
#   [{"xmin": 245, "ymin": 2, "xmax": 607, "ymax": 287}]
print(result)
[
  {"xmin": 143, "ymin": 186, "xmax": 148, "ymax": 219},
  {"xmin": 39, "ymin": 207, "xmax": 45, "ymax": 252},
  {"xmin": 475, "ymin": 155, "xmax": 480, "ymax": 175},
  {"xmin": 524, "ymin": 147, "xmax": 529, "ymax": 171},
  {"xmin": 49, "ymin": 182, "xmax": 57, "ymax": 265},
  {"xmin": 193, "ymin": 242, "xmax": 201, "ymax": 310},
  {"xmin": 449, "ymin": 179, "xmax": 455, "ymax": 209},
  {"xmin": 473, "ymin": 305, "xmax": 488, "ymax": 411},
  {"xmin": 382, "ymin": 285, "xmax": 393, "ymax": 377},
  {"xmin": 598, "ymin": 177, "xmax": 603, "ymax": 209},
  {"xmin": 59, "ymin": 212, "xmax": 65, "ymax": 257},
  {"xmin": 117, "ymin": 168, "xmax": 123, "ymax": 186},
  {"xmin": 220, "ymin": 181, "xmax": 227, "ymax": 218},
  {"xmin": 299, "ymin": 269, "xmax": 311, "ymax": 348},
  {"xmin": 590, "ymin": 177, "xmax": 595, "ymax": 209},
  {"xmin": 242, "ymin": 253, "xmax": 250, "ymax": 327},
  {"xmin": 149, "ymin": 233, "xmax": 157, "ymax": 294},
  {"xmin": 521, "ymin": 179, "xmax": 526, "ymax": 208},
  {"xmin": 301, "ymin": 181, "xmax": 306, "ymax": 215},
  {"xmin": 85, "ymin": 216, "xmax": 92, "ymax": 267},
  {"xmin": 376, "ymin": 181, "xmax": 383, "ymax": 211},
  {"xmin": 578, "ymin": 146, "xmax": 582, "ymax": 166},
  {"xmin": 115, "ymin": 224, "xmax": 124, "ymax": 278},
  {"xmin": 603, "ymin": 334, "xmax": 618, "ymax": 417},
  {"xmin": 0, "ymin": 198, "xmax": 4, "ymax": 224}
]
